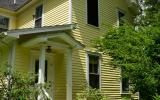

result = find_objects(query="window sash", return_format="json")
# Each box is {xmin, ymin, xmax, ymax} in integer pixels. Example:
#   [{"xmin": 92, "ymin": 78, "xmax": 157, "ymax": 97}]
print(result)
[
  {"xmin": 0, "ymin": 16, "xmax": 9, "ymax": 32},
  {"xmin": 118, "ymin": 11, "xmax": 125, "ymax": 26},
  {"xmin": 88, "ymin": 54, "xmax": 100, "ymax": 89},
  {"xmin": 35, "ymin": 18, "xmax": 42, "ymax": 28},
  {"xmin": 87, "ymin": 0, "xmax": 99, "ymax": 27},
  {"xmin": 35, "ymin": 5, "xmax": 43, "ymax": 27}
]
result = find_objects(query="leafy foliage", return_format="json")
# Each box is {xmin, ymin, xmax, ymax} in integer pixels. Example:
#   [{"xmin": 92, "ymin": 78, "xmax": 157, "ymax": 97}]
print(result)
[
  {"xmin": 0, "ymin": 66, "xmax": 51, "ymax": 100},
  {"xmin": 94, "ymin": 0, "xmax": 160, "ymax": 99},
  {"xmin": 76, "ymin": 86, "xmax": 107, "ymax": 100},
  {"xmin": 94, "ymin": 24, "xmax": 160, "ymax": 100},
  {"xmin": 153, "ymin": 94, "xmax": 160, "ymax": 100},
  {"xmin": 0, "ymin": 71, "xmax": 38, "ymax": 99}
]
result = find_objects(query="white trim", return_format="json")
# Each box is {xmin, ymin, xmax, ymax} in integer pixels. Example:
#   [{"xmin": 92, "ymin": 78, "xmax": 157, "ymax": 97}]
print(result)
[
  {"xmin": 21, "ymin": 33, "xmax": 83, "ymax": 49},
  {"xmin": 116, "ymin": 8, "xmax": 126, "ymax": 27},
  {"xmin": 66, "ymin": 49, "xmax": 72, "ymax": 100},
  {"xmin": 86, "ymin": 52, "xmax": 101, "ymax": 89},
  {"xmin": 38, "ymin": 45, "xmax": 46, "ymax": 84},
  {"xmin": 68, "ymin": 0, "xmax": 72, "ymax": 24},
  {"xmin": 7, "ymin": 24, "xmax": 76, "ymax": 37}
]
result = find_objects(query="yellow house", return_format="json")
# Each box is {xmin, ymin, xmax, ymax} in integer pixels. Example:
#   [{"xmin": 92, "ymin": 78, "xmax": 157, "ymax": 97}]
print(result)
[{"xmin": 0, "ymin": 0, "xmax": 139, "ymax": 100}]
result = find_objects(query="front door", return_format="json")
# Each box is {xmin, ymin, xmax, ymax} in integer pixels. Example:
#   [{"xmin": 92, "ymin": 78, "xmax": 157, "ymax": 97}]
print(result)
[{"xmin": 31, "ymin": 51, "xmax": 55, "ymax": 99}]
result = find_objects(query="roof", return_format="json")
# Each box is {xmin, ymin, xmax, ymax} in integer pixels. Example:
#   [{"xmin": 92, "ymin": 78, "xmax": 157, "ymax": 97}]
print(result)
[
  {"xmin": 3, "ymin": 24, "xmax": 84, "ymax": 48},
  {"xmin": 0, "ymin": 0, "xmax": 30, "ymax": 11},
  {"xmin": 6, "ymin": 24, "xmax": 77, "ymax": 37}
]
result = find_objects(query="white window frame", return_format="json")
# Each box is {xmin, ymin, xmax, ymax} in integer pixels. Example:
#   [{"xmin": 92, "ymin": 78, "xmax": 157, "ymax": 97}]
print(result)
[
  {"xmin": 116, "ymin": 8, "xmax": 126, "ymax": 27},
  {"xmin": 120, "ymin": 66, "xmax": 130, "ymax": 94},
  {"xmin": 86, "ymin": 52, "xmax": 101, "ymax": 89},
  {"xmin": 86, "ymin": 0, "xmax": 100, "ymax": 27},
  {"xmin": 34, "ymin": 4, "xmax": 43, "ymax": 28},
  {"xmin": 0, "ymin": 15, "xmax": 10, "ymax": 31}
]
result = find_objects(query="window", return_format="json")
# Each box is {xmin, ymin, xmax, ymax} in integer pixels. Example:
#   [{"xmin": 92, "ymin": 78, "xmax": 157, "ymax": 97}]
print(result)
[
  {"xmin": 35, "ymin": 60, "xmax": 48, "ymax": 83},
  {"xmin": 0, "ymin": 16, "xmax": 9, "ymax": 32},
  {"xmin": 35, "ymin": 5, "xmax": 43, "ymax": 28},
  {"xmin": 118, "ymin": 10, "xmax": 125, "ymax": 26},
  {"xmin": 88, "ymin": 54, "xmax": 100, "ymax": 89},
  {"xmin": 87, "ymin": 0, "xmax": 99, "ymax": 27},
  {"xmin": 121, "ymin": 67, "xmax": 129, "ymax": 93}
]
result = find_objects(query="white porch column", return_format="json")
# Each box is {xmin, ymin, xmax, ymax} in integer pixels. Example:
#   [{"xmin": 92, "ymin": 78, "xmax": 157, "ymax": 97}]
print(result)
[
  {"xmin": 38, "ymin": 45, "xmax": 46, "ymax": 100},
  {"xmin": 66, "ymin": 49, "xmax": 72, "ymax": 100},
  {"xmin": 38, "ymin": 45, "xmax": 46, "ymax": 84}
]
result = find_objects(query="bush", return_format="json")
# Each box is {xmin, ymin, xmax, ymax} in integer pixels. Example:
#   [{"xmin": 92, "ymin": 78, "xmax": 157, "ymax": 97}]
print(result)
[
  {"xmin": 153, "ymin": 94, "xmax": 160, "ymax": 100},
  {"xmin": 76, "ymin": 86, "xmax": 108, "ymax": 100}
]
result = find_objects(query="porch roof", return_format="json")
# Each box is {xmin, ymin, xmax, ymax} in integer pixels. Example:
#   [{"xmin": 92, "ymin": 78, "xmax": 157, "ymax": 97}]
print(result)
[{"xmin": 3, "ymin": 24, "xmax": 84, "ymax": 49}]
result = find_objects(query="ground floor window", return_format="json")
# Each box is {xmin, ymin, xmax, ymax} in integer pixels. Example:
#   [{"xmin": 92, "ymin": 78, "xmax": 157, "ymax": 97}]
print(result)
[
  {"xmin": 88, "ymin": 54, "xmax": 100, "ymax": 89},
  {"xmin": 121, "ymin": 67, "xmax": 129, "ymax": 93}
]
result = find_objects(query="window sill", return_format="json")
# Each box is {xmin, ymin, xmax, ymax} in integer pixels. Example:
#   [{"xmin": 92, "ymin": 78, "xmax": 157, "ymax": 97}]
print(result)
[{"xmin": 86, "ymin": 24, "xmax": 100, "ymax": 29}]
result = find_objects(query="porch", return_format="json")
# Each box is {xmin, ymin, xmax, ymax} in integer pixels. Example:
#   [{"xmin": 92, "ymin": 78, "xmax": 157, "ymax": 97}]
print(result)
[{"xmin": 4, "ymin": 24, "xmax": 84, "ymax": 100}]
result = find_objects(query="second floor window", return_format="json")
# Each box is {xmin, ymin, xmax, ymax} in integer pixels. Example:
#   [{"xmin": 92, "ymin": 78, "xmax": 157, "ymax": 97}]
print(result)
[
  {"xmin": 0, "ymin": 16, "xmax": 9, "ymax": 32},
  {"xmin": 35, "ymin": 5, "xmax": 43, "ymax": 28},
  {"xmin": 118, "ymin": 11, "xmax": 125, "ymax": 26},
  {"xmin": 87, "ymin": 0, "xmax": 99, "ymax": 27},
  {"xmin": 88, "ymin": 54, "xmax": 100, "ymax": 89}
]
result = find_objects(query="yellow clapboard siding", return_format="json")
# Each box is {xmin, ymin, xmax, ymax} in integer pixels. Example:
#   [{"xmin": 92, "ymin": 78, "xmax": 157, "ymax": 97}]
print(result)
[
  {"xmin": 16, "ymin": 0, "xmax": 69, "ymax": 29},
  {"xmin": 72, "ymin": 0, "xmax": 135, "ymax": 100},
  {"xmin": 14, "ymin": 45, "xmax": 30, "ymax": 73},
  {"xmin": 0, "ymin": 47, "xmax": 9, "ymax": 68},
  {"xmin": 43, "ymin": 0, "xmax": 69, "ymax": 26},
  {"xmin": 0, "ymin": 0, "xmax": 137, "ymax": 99}
]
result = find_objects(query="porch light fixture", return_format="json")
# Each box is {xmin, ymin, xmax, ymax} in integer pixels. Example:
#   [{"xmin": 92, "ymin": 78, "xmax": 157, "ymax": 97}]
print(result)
[{"xmin": 46, "ymin": 46, "xmax": 52, "ymax": 53}]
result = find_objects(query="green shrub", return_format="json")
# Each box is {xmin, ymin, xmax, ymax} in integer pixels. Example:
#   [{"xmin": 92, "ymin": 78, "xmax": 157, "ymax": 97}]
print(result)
[
  {"xmin": 153, "ymin": 94, "xmax": 160, "ymax": 100},
  {"xmin": 76, "ymin": 86, "xmax": 108, "ymax": 100}
]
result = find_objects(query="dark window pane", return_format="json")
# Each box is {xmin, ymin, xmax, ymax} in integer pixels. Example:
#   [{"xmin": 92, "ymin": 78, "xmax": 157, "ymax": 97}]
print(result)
[
  {"xmin": 0, "ymin": 16, "xmax": 9, "ymax": 32},
  {"xmin": 88, "ymin": 54, "xmax": 100, "ymax": 89},
  {"xmin": 89, "ymin": 74, "xmax": 99, "ymax": 89},
  {"xmin": 87, "ymin": 0, "xmax": 99, "ymax": 27},
  {"xmin": 122, "ymin": 77, "xmax": 129, "ymax": 92},
  {"xmin": 93, "ymin": 64, "xmax": 98, "ymax": 73},
  {"xmin": 35, "ymin": 60, "xmax": 48, "ymax": 83},
  {"xmin": 45, "ymin": 60, "xmax": 48, "ymax": 82},
  {"xmin": 35, "ymin": 60, "xmax": 39, "ymax": 83},
  {"xmin": 35, "ymin": 5, "xmax": 43, "ymax": 19},
  {"xmin": 118, "ymin": 11, "xmax": 125, "ymax": 26},
  {"xmin": 35, "ymin": 18, "xmax": 42, "ymax": 28},
  {"xmin": 35, "ymin": 5, "xmax": 43, "ymax": 27},
  {"xmin": 89, "ymin": 64, "xmax": 93, "ymax": 73}
]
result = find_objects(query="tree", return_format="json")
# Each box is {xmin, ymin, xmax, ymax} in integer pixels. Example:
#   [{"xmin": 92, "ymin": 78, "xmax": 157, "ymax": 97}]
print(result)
[{"xmin": 94, "ymin": 0, "xmax": 160, "ymax": 99}]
